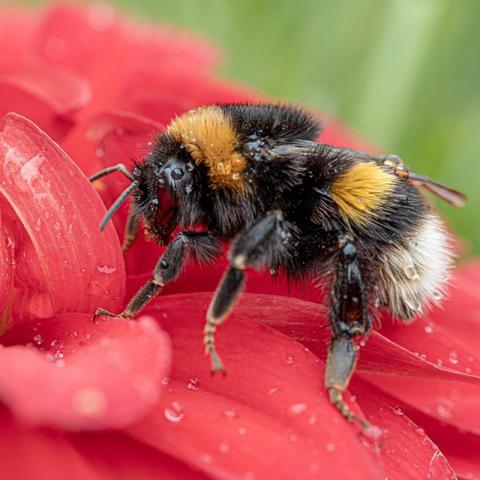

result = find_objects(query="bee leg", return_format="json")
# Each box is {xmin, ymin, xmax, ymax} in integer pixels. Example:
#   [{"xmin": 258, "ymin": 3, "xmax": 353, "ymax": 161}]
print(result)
[
  {"xmin": 204, "ymin": 211, "xmax": 285, "ymax": 374},
  {"xmin": 88, "ymin": 163, "xmax": 134, "ymax": 182},
  {"xmin": 94, "ymin": 232, "xmax": 218, "ymax": 320},
  {"xmin": 325, "ymin": 240, "xmax": 371, "ymax": 428},
  {"xmin": 122, "ymin": 207, "xmax": 141, "ymax": 252}
]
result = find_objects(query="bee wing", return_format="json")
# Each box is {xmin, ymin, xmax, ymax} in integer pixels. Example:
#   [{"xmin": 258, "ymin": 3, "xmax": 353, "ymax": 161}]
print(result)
[
  {"xmin": 406, "ymin": 172, "xmax": 467, "ymax": 208},
  {"xmin": 267, "ymin": 140, "xmax": 319, "ymax": 159}
]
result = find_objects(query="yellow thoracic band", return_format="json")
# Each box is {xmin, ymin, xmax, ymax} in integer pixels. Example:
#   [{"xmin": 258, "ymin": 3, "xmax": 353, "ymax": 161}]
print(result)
[
  {"xmin": 167, "ymin": 106, "xmax": 247, "ymax": 192},
  {"xmin": 330, "ymin": 162, "xmax": 396, "ymax": 226}
]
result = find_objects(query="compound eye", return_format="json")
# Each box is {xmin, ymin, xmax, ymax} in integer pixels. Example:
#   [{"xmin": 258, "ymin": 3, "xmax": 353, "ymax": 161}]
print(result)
[{"xmin": 171, "ymin": 167, "xmax": 185, "ymax": 180}]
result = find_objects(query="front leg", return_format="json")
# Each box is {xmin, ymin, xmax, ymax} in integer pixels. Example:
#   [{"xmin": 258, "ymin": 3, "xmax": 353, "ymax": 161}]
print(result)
[
  {"xmin": 95, "ymin": 231, "xmax": 219, "ymax": 319},
  {"xmin": 325, "ymin": 240, "xmax": 372, "ymax": 428},
  {"xmin": 204, "ymin": 211, "xmax": 288, "ymax": 373}
]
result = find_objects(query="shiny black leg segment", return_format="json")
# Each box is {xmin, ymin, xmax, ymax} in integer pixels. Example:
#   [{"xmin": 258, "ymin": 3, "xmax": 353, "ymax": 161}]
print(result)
[
  {"xmin": 204, "ymin": 211, "xmax": 286, "ymax": 373},
  {"xmin": 325, "ymin": 240, "xmax": 371, "ymax": 428},
  {"xmin": 94, "ymin": 231, "xmax": 219, "ymax": 319}
]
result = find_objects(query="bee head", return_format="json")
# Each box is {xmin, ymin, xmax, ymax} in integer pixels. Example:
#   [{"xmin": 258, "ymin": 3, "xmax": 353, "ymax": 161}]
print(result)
[{"xmin": 132, "ymin": 134, "xmax": 203, "ymax": 244}]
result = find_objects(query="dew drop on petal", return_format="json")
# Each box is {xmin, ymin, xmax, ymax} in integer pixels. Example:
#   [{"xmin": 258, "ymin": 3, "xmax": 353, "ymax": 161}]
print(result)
[
  {"xmin": 436, "ymin": 403, "xmax": 453, "ymax": 420},
  {"xmin": 97, "ymin": 265, "xmax": 117, "ymax": 274},
  {"xmin": 218, "ymin": 442, "xmax": 230, "ymax": 453},
  {"xmin": 223, "ymin": 409, "xmax": 238, "ymax": 419},
  {"xmin": 286, "ymin": 356, "xmax": 294, "ymax": 365},
  {"xmin": 288, "ymin": 403, "xmax": 307, "ymax": 416},
  {"xmin": 187, "ymin": 377, "xmax": 200, "ymax": 391},
  {"xmin": 164, "ymin": 401, "xmax": 184, "ymax": 423},
  {"xmin": 448, "ymin": 351, "xmax": 459, "ymax": 365},
  {"xmin": 72, "ymin": 387, "xmax": 107, "ymax": 417},
  {"xmin": 268, "ymin": 387, "xmax": 278, "ymax": 396},
  {"xmin": 392, "ymin": 407, "xmax": 404, "ymax": 416},
  {"xmin": 33, "ymin": 334, "xmax": 43, "ymax": 345},
  {"xmin": 424, "ymin": 324, "xmax": 434, "ymax": 334},
  {"xmin": 362, "ymin": 425, "xmax": 384, "ymax": 445},
  {"xmin": 326, "ymin": 443, "xmax": 336, "ymax": 452},
  {"xmin": 200, "ymin": 453, "xmax": 212, "ymax": 464}
]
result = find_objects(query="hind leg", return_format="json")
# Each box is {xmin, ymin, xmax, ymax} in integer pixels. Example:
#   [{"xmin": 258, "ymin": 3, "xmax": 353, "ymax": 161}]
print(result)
[{"xmin": 325, "ymin": 240, "xmax": 372, "ymax": 428}]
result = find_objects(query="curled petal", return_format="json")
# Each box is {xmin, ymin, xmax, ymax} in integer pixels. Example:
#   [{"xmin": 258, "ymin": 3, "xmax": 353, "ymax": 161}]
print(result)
[
  {"xmin": 0, "ymin": 113, "xmax": 125, "ymax": 325},
  {"xmin": 0, "ymin": 313, "xmax": 171, "ymax": 430}
]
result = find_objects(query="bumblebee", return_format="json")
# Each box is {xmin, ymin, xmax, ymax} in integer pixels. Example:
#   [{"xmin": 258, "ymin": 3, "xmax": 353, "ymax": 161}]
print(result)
[{"xmin": 90, "ymin": 103, "xmax": 466, "ymax": 427}]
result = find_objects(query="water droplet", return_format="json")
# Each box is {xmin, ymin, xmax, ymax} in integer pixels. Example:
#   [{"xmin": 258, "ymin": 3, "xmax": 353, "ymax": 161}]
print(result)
[
  {"xmin": 424, "ymin": 324, "xmax": 434, "ymax": 334},
  {"xmin": 200, "ymin": 453, "xmax": 212, "ymax": 464},
  {"xmin": 187, "ymin": 377, "xmax": 199, "ymax": 391},
  {"xmin": 164, "ymin": 401, "xmax": 184, "ymax": 423},
  {"xmin": 448, "ymin": 351, "xmax": 459, "ymax": 365},
  {"xmin": 55, "ymin": 359, "xmax": 65, "ymax": 368},
  {"xmin": 224, "ymin": 409, "xmax": 238, "ymax": 419},
  {"xmin": 414, "ymin": 427, "xmax": 425, "ymax": 436},
  {"xmin": 95, "ymin": 145, "xmax": 105, "ymax": 158},
  {"xmin": 97, "ymin": 265, "xmax": 117, "ymax": 274},
  {"xmin": 436, "ymin": 359, "xmax": 443, "ymax": 367},
  {"xmin": 160, "ymin": 376, "xmax": 170, "ymax": 385},
  {"xmin": 218, "ymin": 442, "xmax": 230, "ymax": 453},
  {"xmin": 326, "ymin": 443, "xmax": 336, "ymax": 452},
  {"xmin": 238, "ymin": 426, "xmax": 247, "ymax": 435},
  {"xmin": 308, "ymin": 414, "xmax": 317, "ymax": 425},
  {"xmin": 465, "ymin": 367, "xmax": 472, "ymax": 374},
  {"xmin": 72, "ymin": 388, "xmax": 107, "ymax": 417},
  {"xmin": 34, "ymin": 218, "xmax": 42, "ymax": 232},
  {"xmin": 288, "ymin": 432, "xmax": 298, "ymax": 443},
  {"xmin": 286, "ymin": 356, "xmax": 294, "ymax": 365},
  {"xmin": 393, "ymin": 407, "xmax": 404, "ymax": 416},
  {"xmin": 33, "ymin": 334, "xmax": 43, "ymax": 345},
  {"xmin": 268, "ymin": 387, "xmax": 278, "ymax": 396},
  {"xmin": 436, "ymin": 404, "xmax": 452, "ymax": 420},
  {"xmin": 362, "ymin": 425, "xmax": 384, "ymax": 445},
  {"xmin": 289, "ymin": 403, "xmax": 307, "ymax": 416},
  {"xmin": 404, "ymin": 265, "xmax": 419, "ymax": 280}
]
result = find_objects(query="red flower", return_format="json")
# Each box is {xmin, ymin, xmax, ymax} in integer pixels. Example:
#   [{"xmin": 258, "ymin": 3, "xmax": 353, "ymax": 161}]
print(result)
[{"xmin": 0, "ymin": 4, "xmax": 478, "ymax": 480}]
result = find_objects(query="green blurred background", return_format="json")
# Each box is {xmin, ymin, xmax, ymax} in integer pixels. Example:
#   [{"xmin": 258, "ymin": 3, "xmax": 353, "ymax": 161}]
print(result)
[{"xmin": 17, "ymin": 0, "xmax": 480, "ymax": 255}]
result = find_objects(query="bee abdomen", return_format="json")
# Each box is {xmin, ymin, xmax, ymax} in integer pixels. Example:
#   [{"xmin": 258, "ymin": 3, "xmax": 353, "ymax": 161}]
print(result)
[{"xmin": 376, "ymin": 213, "xmax": 453, "ymax": 320}]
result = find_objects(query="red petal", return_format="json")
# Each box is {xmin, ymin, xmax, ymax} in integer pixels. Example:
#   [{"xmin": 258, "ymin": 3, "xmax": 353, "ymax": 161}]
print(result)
[
  {"xmin": 36, "ymin": 5, "xmax": 218, "ymax": 78},
  {"xmin": 0, "ymin": 113, "xmax": 125, "ymax": 324},
  {"xmin": 0, "ymin": 8, "xmax": 37, "ymax": 69},
  {"xmin": 0, "ymin": 65, "xmax": 91, "ymax": 140},
  {"xmin": 202, "ymin": 291, "xmax": 480, "ymax": 436},
  {"xmin": 0, "ymin": 408, "xmax": 104, "ymax": 480},
  {"xmin": 0, "ymin": 408, "xmax": 204, "ymax": 480},
  {"xmin": 352, "ymin": 380, "xmax": 457, "ymax": 480},
  {"xmin": 400, "ymin": 402, "xmax": 480, "ymax": 480},
  {"xmin": 0, "ymin": 313, "xmax": 171, "ymax": 430},
  {"xmin": 125, "ymin": 294, "xmax": 385, "ymax": 480}
]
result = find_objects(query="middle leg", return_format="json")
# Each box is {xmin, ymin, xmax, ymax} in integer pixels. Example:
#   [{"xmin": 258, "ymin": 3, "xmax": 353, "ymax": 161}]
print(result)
[{"xmin": 204, "ymin": 211, "xmax": 289, "ymax": 373}]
